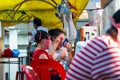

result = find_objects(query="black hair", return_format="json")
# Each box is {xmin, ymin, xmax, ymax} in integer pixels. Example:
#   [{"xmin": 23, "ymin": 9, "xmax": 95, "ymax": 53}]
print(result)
[
  {"xmin": 35, "ymin": 30, "xmax": 50, "ymax": 44},
  {"xmin": 49, "ymin": 28, "xmax": 65, "ymax": 41},
  {"xmin": 106, "ymin": 9, "xmax": 120, "ymax": 40},
  {"xmin": 33, "ymin": 18, "xmax": 42, "ymax": 26}
]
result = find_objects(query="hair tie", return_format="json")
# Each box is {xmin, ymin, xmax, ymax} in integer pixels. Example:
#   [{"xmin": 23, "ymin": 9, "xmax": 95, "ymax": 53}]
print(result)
[{"xmin": 109, "ymin": 16, "xmax": 120, "ymax": 28}]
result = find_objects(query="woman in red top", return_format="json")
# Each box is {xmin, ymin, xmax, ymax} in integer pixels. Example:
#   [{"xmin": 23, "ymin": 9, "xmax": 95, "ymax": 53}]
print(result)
[
  {"xmin": 32, "ymin": 30, "xmax": 51, "ymax": 59},
  {"xmin": 32, "ymin": 30, "xmax": 65, "ymax": 80},
  {"xmin": 33, "ymin": 30, "xmax": 61, "ymax": 59}
]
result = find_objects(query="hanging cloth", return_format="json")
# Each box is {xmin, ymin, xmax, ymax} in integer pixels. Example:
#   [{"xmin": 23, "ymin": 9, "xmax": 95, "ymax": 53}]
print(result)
[
  {"xmin": 57, "ymin": 0, "xmax": 77, "ymax": 41},
  {"xmin": 63, "ymin": 13, "xmax": 77, "ymax": 41}
]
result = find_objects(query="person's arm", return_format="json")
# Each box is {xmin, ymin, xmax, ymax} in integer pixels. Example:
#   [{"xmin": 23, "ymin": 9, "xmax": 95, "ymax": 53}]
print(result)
[
  {"xmin": 28, "ymin": 32, "xmax": 32, "ymax": 36},
  {"xmin": 27, "ymin": 41, "xmax": 32, "ymax": 50},
  {"xmin": 49, "ymin": 39, "xmax": 60, "ymax": 56},
  {"xmin": 39, "ymin": 54, "xmax": 48, "ymax": 59},
  {"xmin": 55, "ymin": 50, "xmax": 66, "ymax": 62},
  {"xmin": 63, "ymin": 42, "xmax": 73, "ymax": 64},
  {"xmin": 27, "ymin": 31, "xmax": 36, "ymax": 50}
]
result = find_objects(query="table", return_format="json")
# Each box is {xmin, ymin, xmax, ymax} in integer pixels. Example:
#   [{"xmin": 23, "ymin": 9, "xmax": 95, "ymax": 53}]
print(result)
[{"xmin": 0, "ymin": 56, "xmax": 27, "ymax": 80}]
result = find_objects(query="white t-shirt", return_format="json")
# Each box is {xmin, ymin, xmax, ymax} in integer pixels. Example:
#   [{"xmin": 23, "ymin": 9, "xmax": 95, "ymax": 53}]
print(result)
[{"xmin": 48, "ymin": 43, "xmax": 68, "ymax": 62}]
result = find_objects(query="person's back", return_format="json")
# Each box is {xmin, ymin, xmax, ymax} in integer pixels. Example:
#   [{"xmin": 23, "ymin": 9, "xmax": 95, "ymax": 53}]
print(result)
[
  {"xmin": 27, "ymin": 18, "xmax": 48, "ymax": 53},
  {"xmin": 66, "ymin": 35, "xmax": 120, "ymax": 80},
  {"xmin": 29, "ymin": 18, "xmax": 48, "ymax": 44},
  {"xmin": 66, "ymin": 9, "xmax": 120, "ymax": 80},
  {"xmin": 92, "ymin": 38, "xmax": 120, "ymax": 80}
]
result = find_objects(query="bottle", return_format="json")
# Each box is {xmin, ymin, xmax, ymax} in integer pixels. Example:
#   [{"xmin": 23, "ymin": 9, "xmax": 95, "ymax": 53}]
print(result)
[{"xmin": 63, "ymin": 61, "xmax": 68, "ymax": 71}]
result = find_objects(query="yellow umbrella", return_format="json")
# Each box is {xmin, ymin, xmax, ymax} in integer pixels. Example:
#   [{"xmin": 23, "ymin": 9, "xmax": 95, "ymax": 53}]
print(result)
[{"xmin": 0, "ymin": 0, "xmax": 88, "ymax": 29}]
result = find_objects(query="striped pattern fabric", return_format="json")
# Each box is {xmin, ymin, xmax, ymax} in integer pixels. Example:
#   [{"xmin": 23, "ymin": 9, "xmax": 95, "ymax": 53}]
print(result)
[{"xmin": 66, "ymin": 35, "xmax": 120, "ymax": 80}]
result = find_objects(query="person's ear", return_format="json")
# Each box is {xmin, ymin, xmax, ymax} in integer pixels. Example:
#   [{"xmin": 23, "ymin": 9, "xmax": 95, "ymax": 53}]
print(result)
[
  {"xmin": 34, "ymin": 24, "xmax": 37, "ymax": 29},
  {"xmin": 51, "ymin": 37, "xmax": 55, "ymax": 41}
]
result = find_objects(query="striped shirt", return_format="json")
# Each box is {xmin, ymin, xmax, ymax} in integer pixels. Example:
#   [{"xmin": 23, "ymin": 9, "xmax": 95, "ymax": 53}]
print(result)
[{"xmin": 66, "ymin": 35, "xmax": 120, "ymax": 80}]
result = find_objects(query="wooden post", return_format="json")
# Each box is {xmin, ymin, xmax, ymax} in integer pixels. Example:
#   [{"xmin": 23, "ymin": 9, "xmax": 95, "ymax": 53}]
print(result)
[{"xmin": 0, "ymin": 26, "xmax": 4, "ymax": 80}]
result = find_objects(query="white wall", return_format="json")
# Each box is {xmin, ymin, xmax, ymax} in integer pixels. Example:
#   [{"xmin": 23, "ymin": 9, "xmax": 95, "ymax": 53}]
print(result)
[
  {"xmin": 115, "ymin": 0, "xmax": 120, "ymax": 11},
  {"xmin": 76, "ymin": 19, "xmax": 88, "ymax": 30},
  {"xmin": 100, "ymin": 0, "xmax": 120, "ymax": 34},
  {"xmin": 4, "ymin": 32, "xmax": 28, "ymax": 80},
  {"xmin": 101, "ymin": 0, "xmax": 115, "ymax": 34}
]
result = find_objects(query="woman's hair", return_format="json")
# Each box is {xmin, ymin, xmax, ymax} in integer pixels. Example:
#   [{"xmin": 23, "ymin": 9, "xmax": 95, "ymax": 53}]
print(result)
[
  {"xmin": 48, "ymin": 28, "xmax": 65, "ymax": 41},
  {"xmin": 35, "ymin": 30, "xmax": 50, "ymax": 44},
  {"xmin": 106, "ymin": 9, "xmax": 120, "ymax": 40}
]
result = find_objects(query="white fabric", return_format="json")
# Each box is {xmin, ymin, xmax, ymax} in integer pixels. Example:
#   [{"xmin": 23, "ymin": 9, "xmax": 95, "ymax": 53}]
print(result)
[
  {"xmin": 48, "ymin": 43, "xmax": 68, "ymax": 63},
  {"xmin": 63, "ymin": 13, "xmax": 77, "ymax": 41}
]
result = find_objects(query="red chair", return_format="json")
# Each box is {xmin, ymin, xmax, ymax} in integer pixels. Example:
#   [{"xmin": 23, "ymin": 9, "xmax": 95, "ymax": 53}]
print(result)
[
  {"xmin": 20, "ymin": 49, "xmax": 66, "ymax": 80},
  {"xmin": 15, "ymin": 71, "xmax": 25, "ymax": 80},
  {"xmin": 30, "ymin": 59, "xmax": 66, "ymax": 80},
  {"xmin": 20, "ymin": 65, "xmax": 40, "ymax": 80}
]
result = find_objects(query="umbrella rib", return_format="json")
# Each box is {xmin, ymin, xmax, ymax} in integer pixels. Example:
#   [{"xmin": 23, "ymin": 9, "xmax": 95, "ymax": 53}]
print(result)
[
  {"xmin": 51, "ymin": 0, "xmax": 58, "ymax": 6},
  {"xmin": 17, "ymin": 12, "xmax": 31, "ymax": 21},
  {"xmin": 5, "ymin": 0, "xmax": 57, "ymax": 21},
  {"xmin": 5, "ymin": 11, "xmax": 16, "ymax": 20},
  {"xmin": 11, "ymin": 5, "xmax": 23, "ymax": 20},
  {"xmin": 17, "ymin": 12, "xmax": 26, "ymax": 20},
  {"xmin": 1, "ymin": 10, "xmax": 16, "ymax": 20},
  {"xmin": 5, "ymin": 1, "xmax": 27, "ymax": 20}
]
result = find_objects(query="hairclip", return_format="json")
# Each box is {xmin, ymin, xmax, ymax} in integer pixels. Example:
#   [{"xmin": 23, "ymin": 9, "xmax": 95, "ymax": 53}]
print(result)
[{"xmin": 109, "ymin": 16, "xmax": 120, "ymax": 28}]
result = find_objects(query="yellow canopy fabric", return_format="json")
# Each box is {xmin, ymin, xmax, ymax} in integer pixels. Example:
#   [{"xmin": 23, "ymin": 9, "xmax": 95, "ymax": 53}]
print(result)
[{"xmin": 0, "ymin": 0, "xmax": 88, "ymax": 29}]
